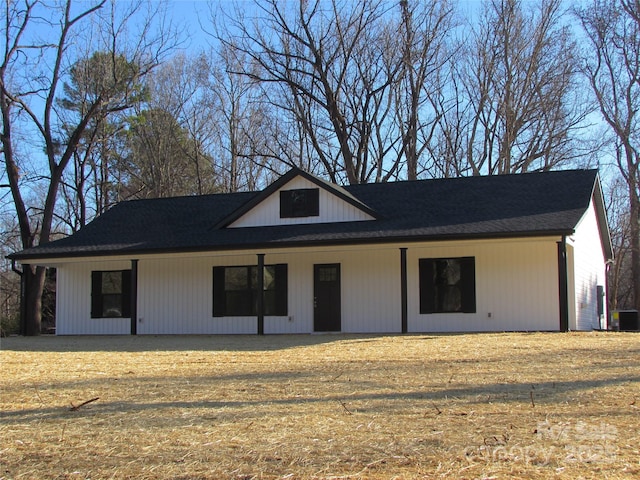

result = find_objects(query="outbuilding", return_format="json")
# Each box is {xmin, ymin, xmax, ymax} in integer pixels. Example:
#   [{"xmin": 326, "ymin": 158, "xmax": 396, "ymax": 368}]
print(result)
[{"xmin": 9, "ymin": 167, "xmax": 613, "ymax": 335}]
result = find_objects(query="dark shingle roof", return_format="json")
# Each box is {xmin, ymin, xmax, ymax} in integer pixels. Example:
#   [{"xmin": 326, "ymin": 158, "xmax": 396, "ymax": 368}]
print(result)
[{"xmin": 9, "ymin": 169, "xmax": 605, "ymax": 261}]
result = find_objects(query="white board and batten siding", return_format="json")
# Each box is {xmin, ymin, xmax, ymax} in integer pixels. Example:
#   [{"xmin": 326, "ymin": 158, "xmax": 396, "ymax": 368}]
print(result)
[
  {"xmin": 406, "ymin": 238, "xmax": 560, "ymax": 332},
  {"xmin": 228, "ymin": 176, "xmax": 375, "ymax": 227},
  {"xmin": 54, "ymin": 237, "xmax": 568, "ymax": 335},
  {"xmin": 139, "ymin": 254, "xmax": 259, "ymax": 334},
  {"xmin": 56, "ymin": 260, "xmax": 132, "ymax": 335},
  {"xmin": 568, "ymin": 197, "xmax": 609, "ymax": 330},
  {"xmin": 57, "ymin": 248, "xmax": 402, "ymax": 335}
]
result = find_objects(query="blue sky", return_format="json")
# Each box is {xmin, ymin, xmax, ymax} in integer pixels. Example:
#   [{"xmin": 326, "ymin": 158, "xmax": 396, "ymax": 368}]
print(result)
[
  {"xmin": 166, "ymin": 0, "xmax": 213, "ymax": 51},
  {"xmin": 164, "ymin": 0, "xmax": 485, "ymax": 52}
]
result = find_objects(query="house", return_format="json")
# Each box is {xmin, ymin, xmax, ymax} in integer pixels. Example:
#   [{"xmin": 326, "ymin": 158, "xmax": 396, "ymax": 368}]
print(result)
[{"xmin": 9, "ymin": 167, "xmax": 613, "ymax": 335}]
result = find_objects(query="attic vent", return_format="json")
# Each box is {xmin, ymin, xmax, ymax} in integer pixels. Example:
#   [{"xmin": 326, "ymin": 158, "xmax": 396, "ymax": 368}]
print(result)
[{"xmin": 280, "ymin": 188, "xmax": 319, "ymax": 218}]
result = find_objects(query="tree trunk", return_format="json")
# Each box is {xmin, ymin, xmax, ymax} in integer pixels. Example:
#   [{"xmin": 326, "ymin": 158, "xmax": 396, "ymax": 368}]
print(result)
[
  {"xmin": 630, "ymin": 185, "xmax": 640, "ymax": 313},
  {"xmin": 23, "ymin": 265, "xmax": 46, "ymax": 336}
]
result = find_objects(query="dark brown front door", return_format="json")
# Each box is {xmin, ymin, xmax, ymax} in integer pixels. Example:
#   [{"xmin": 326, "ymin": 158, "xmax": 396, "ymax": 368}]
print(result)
[{"xmin": 314, "ymin": 264, "xmax": 341, "ymax": 332}]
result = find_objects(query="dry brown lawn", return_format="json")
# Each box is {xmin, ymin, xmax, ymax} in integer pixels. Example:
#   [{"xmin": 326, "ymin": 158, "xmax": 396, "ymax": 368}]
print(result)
[{"xmin": 1, "ymin": 332, "xmax": 639, "ymax": 479}]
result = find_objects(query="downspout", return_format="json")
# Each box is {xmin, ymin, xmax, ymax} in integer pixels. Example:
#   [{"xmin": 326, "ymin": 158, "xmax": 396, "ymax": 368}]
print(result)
[{"xmin": 557, "ymin": 236, "xmax": 569, "ymax": 332}]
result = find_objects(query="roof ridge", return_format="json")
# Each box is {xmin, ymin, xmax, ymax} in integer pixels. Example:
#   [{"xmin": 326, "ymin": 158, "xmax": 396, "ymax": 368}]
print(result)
[{"xmin": 111, "ymin": 189, "xmax": 257, "ymax": 206}]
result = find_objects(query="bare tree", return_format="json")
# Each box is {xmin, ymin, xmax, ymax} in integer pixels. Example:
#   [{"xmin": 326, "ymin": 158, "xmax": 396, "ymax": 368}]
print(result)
[
  {"xmin": 578, "ymin": 0, "xmax": 640, "ymax": 313},
  {"xmin": 428, "ymin": 57, "xmax": 472, "ymax": 178},
  {"xmin": 1, "ymin": 0, "xmax": 177, "ymax": 334},
  {"xmin": 394, "ymin": 0, "xmax": 455, "ymax": 180},
  {"xmin": 462, "ymin": 0, "xmax": 586, "ymax": 175},
  {"xmin": 217, "ymin": 0, "xmax": 402, "ymax": 185},
  {"xmin": 119, "ymin": 107, "xmax": 207, "ymax": 198},
  {"xmin": 207, "ymin": 42, "xmax": 280, "ymax": 192},
  {"xmin": 605, "ymin": 176, "xmax": 634, "ymax": 310},
  {"xmin": 0, "ymin": 212, "xmax": 21, "ymax": 335},
  {"xmin": 143, "ymin": 53, "xmax": 221, "ymax": 195}
]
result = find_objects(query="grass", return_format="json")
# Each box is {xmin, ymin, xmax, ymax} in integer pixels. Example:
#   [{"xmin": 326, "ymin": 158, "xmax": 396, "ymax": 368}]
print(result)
[{"xmin": 1, "ymin": 332, "xmax": 639, "ymax": 479}]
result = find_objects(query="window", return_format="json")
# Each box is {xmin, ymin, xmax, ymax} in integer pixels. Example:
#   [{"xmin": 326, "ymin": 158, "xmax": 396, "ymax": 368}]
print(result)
[
  {"xmin": 91, "ymin": 270, "xmax": 131, "ymax": 318},
  {"xmin": 280, "ymin": 188, "xmax": 319, "ymax": 218},
  {"xmin": 419, "ymin": 257, "xmax": 476, "ymax": 314},
  {"xmin": 213, "ymin": 264, "xmax": 288, "ymax": 317}
]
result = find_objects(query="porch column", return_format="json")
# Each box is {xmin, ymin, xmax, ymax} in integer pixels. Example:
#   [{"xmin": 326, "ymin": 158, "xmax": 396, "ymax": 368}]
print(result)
[
  {"xmin": 17, "ymin": 263, "xmax": 27, "ymax": 336},
  {"xmin": 130, "ymin": 259, "xmax": 139, "ymax": 335},
  {"xmin": 257, "ymin": 253, "xmax": 265, "ymax": 335},
  {"xmin": 400, "ymin": 248, "xmax": 408, "ymax": 334},
  {"xmin": 557, "ymin": 237, "xmax": 569, "ymax": 332}
]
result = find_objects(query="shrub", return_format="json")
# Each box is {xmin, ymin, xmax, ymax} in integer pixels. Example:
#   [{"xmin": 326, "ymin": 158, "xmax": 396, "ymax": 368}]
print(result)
[{"xmin": 0, "ymin": 314, "xmax": 20, "ymax": 336}]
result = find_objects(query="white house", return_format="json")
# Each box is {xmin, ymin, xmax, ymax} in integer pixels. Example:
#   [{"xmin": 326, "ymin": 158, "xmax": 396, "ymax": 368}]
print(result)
[{"xmin": 9, "ymin": 168, "xmax": 613, "ymax": 335}]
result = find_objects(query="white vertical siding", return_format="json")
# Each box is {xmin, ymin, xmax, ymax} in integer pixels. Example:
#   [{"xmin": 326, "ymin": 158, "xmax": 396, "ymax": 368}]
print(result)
[
  {"xmin": 130, "ymin": 249, "xmax": 401, "ymax": 335},
  {"xmin": 56, "ymin": 260, "xmax": 131, "ymax": 335},
  {"xmin": 229, "ymin": 176, "xmax": 374, "ymax": 227},
  {"xmin": 138, "ymin": 254, "xmax": 257, "ymax": 334},
  {"xmin": 275, "ymin": 253, "xmax": 313, "ymax": 334},
  {"xmin": 407, "ymin": 240, "xmax": 560, "ymax": 332},
  {"xmin": 53, "ymin": 238, "xmax": 567, "ymax": 335},
  {"xmin": 263, "ymin": 247, "xmax": 401, "ymax": 334},
  {"xmin": 569, "ymin": 198, "xmax": 608, "ymax": 330},
  {"xmin": 341, "ymin": 249, "xmax": 401, "ymax": 333}
]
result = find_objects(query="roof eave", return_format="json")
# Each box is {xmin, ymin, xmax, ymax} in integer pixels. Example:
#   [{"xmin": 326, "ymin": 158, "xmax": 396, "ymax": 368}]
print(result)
[
  {"xmin": 591, "ymin": 173, "xmax": 614, "ymax": 260},
  {"xmin": 7, "ymin": 229, "xmax": 573, "ymax": 263}
]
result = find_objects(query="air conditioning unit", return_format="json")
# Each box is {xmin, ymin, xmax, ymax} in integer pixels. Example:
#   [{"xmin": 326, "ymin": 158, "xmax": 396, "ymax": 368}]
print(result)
[{"xmin": 612, "ymin": 310, "xmax": 639, "ymax": 331}]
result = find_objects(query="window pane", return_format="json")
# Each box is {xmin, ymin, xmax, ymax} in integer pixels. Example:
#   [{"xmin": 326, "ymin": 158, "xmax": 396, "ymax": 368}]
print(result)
[
  {"xmin": 225, "ymin": 267, "xmax": 248, "ymax": 291},
  {"xmin": 214, "ymin": 264, "xmax": 287, "ymax": 317},
  {"xmin": 435, "ymin": 259, "xmax": 461, "ymax": 286},
  {"xmin": 280, "ymin": 189, "xmax": 319, "ymax": 218},
  {"xmin": 291, "ymin": 190, "xmax": 309, "ymax": 217},
  {"xmin": 420, "ymin": 257, "xmax": 474, "ymax": 314},
  {"xmin": 264, "ymin": 290, "xmax": 276, "ymax": 315},
  {"xmin": 436, "ymin": 285, "xmax": 462, "ymax": 312},
  {"xmin": 263, "ymin": 266, "xmax": 276, "ymax": 291},
  {"xmin": 226, "ymin": 291, "xmax": 254, "ymax": 316},
  {"xmin": 319, "ymin": 267, "xmax": 337, "ymax": 282},
  {"xmin": 101, "ymin": 271, "xmax": 122, "ymax": 294},
  {"xmin": 250, "ymin": 267, "xmax": 258, "ymax": 289},
  {"xmin": 102, "ymin": 294, "xmax": 123, "ymax": 317},
  {"xmin": 434, "ymin": 259, "xmax": 462, "ymax": 312}
]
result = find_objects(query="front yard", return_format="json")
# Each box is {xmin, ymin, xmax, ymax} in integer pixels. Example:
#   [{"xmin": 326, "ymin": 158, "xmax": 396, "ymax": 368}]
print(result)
[{"xmin": 1, "ymin": 332, "xmax": 639, "ymax": 479}]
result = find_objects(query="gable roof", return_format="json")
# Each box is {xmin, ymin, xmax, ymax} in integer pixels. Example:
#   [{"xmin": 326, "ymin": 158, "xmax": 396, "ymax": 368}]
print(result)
[
  {"xmin": 215, "ymin": 167, "xmax": 380, "ymax": 228},
  {"xmin": 9, "ymin": 168, "xmax": 611, "ymax": 261}
]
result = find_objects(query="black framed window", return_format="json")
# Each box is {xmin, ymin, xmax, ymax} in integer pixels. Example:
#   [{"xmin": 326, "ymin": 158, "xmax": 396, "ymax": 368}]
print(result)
[
  {"xmin": 280, "ymin": 188, "xmax": 319, "ymax": 218},
  {"xmin": 91, "ymin": 270, "xmax": 131, "ymax": 318},
  {"xmin": 419, "ymin": 257, "xmax": 476, "ymax": 314},
  {"xmin": 213, "ymin": 264, "xmax": 288, "ymax": 317}
]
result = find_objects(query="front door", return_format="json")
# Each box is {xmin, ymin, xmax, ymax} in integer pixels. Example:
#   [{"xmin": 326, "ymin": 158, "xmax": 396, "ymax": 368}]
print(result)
[{"xmin": 314, "ymin": 264, "xmax": 341, "ymax": 332}]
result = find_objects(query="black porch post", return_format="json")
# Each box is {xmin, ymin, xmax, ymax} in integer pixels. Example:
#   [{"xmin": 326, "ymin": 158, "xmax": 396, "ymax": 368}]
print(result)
[
  {"xmin": 257, "ymin": 253, "xmax": 265, "ymax": 335},
  {"xmin": 557, "ymin": 237, "xmax": 569, "ymax": 332},
  {"xmin": 130, "ymin": 259, "xmax": 138, "ymax": 335},
  {"xmin": 17, "ymin": 263, "xmax": 27, "ymax": 336},
  {"xmin": 400, "ymin": 248, "xmax": 408, "ymax": 334}
]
